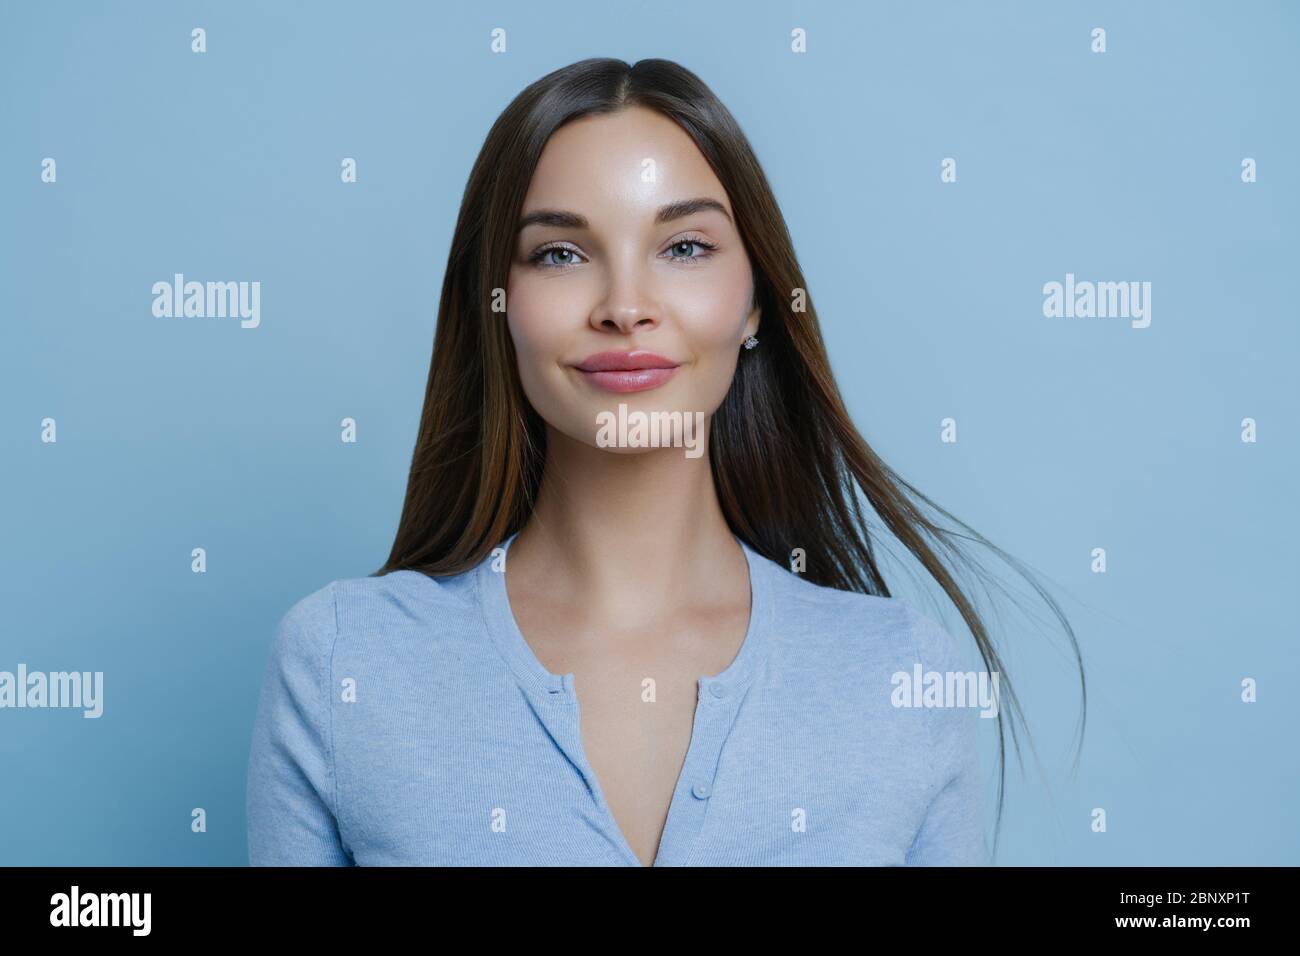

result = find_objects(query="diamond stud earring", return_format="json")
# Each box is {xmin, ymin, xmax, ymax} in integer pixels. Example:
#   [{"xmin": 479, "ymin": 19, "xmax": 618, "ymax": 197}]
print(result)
[{"xmin": 743, "ymin": 335, "xmax": 759, "ymax": 350}]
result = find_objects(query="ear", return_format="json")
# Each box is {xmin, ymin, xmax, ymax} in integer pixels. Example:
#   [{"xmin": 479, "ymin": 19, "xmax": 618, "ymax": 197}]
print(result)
[{"xmin": 742, "ymin": 300, "xmax": 761, "ymax": 342}]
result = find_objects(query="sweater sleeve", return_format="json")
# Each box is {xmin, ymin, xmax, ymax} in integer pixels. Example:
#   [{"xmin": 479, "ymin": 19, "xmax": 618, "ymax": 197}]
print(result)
[
  {"xmin": 246, "ymin": 582, "xmax": 354, "ymax": 866},
  {"xmin": 903, "ymin": 606, "xmax": 991, "ymax": 866}
]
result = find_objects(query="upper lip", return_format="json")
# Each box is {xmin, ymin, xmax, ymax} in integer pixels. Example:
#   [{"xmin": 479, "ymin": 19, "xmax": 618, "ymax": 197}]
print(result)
[{"xmin": 573, "ymin": 350, "xmax": 679, "ymax": 372}]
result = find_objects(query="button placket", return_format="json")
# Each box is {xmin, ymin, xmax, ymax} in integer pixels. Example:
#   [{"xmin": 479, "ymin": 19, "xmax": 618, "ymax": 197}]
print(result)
[
  {"xmin": 547, "ymin": 679, "xmax": 600, "ymax": 799},
  {"xmin": 552, "ymin": 677, "xmax": 652, "ymax": 866},
  {"xmin": 652, "ymin": 679, "xmax": 737, "ymax": 867}
]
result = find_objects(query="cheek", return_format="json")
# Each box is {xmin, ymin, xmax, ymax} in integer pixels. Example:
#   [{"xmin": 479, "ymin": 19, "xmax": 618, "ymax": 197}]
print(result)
[
  {"xmin": 673, "ymin": 265, "xmax": 751, "ymax": 346},
  {"xmin": 669, "ymin": 271, "xmax": 751, "ymax": 399},
  {"xmin": 507, "ymin": 271, "xmax": 558, "ymax": 353},
  {"xmin": 505, "ymin": 273, "xmax": 580, "ymax": 417},
  {"xmin": 505, "ymin": 275, "xmax": 555, "ymax": 359}
]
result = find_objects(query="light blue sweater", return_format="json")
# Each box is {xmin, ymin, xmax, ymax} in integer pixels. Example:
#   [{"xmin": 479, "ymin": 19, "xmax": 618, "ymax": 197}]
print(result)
[{"xmin": 246, "ymin": 533, "xmax": 989, "ymax": 866}]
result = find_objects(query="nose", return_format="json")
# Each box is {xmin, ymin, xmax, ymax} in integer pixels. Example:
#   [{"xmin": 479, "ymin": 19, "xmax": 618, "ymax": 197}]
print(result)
[{"xmin": 588, "ymin": 258, "xmax": 660, "ymax": 335}]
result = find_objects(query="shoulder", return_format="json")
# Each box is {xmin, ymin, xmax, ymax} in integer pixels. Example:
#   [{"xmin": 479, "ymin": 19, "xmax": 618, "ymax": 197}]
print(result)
[
  {"xmin": 265, "ymin": 580, "xmax": 339, "ymax": 670},
  {"xmin": 332, "ymin": 565, "xmax": 478, "ymax": 625},
  {"xmin": 322, "ymin": 565, "xmax": 483, "ymax": 665},
  {"xmin": 262, "ymin": 565, "xmax": 483, "ymax": 686},
  {"xmin": 266, "ymin": 562, "xmax": 477, "ymax": 647},
  {"xmin": 758, "ymin": 559, "xmax": 964, "ymax": 673}
]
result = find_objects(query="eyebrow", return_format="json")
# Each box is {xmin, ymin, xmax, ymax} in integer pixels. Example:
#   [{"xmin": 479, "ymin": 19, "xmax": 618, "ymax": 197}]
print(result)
[{"xmin": 516, "ymin": 196, "xmax": 732, "ymax": 233}]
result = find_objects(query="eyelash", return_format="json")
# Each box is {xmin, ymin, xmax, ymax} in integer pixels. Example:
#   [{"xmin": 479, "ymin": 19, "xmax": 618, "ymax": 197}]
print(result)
[{"xmin": 527, "ymin": 236, "xmax": 718, "ymax": 271}]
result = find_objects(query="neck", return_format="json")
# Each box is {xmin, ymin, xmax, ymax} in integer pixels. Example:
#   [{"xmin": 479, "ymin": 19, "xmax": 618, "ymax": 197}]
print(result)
[{"xmin": 510, "ymin": 425, "xmax": 741, "ymax": 616}]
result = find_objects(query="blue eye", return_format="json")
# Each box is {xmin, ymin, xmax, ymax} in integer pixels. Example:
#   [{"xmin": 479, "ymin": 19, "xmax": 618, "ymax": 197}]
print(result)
[
  {"xmin": 529, "ymin": 245, "xmax": 584, "ymax": 270},
  {"xmin": 664, "ymin": 237, "xmax": 718, "ymax": 263}
]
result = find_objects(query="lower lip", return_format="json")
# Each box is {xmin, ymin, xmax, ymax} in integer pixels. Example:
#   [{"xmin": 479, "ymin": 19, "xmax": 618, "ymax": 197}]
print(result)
[{"xmin": 577, "ymin": 367, "xmax": 679, "ymax": 393}]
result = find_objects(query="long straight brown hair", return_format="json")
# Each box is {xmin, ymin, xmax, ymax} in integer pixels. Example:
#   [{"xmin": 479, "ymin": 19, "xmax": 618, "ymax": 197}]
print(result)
[{"xmin": 375, "ymin": 56, "xmax": 1085, "ymax": 853}]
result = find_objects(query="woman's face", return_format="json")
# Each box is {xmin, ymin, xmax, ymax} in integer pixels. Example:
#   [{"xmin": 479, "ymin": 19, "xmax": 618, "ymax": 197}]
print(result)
[{"xmin": 506, "ymin": 105, "xmax": 761, "ymax": 454}]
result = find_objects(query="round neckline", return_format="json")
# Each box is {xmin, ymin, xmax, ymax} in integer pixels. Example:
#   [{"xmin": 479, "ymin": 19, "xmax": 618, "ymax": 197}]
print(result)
[{"xmin": 474, "ymin": 531, "xmax": 775, "ymax": 702}]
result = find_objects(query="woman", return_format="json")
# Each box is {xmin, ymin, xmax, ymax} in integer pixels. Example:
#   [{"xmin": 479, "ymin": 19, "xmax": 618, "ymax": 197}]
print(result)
[{"xmin": 247, "ymin": 57, "xmax": 1083, "ymax": 867}]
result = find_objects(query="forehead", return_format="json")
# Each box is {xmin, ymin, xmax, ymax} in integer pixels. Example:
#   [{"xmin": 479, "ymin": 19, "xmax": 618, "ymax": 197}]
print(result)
[{"xmin": 522, "ymin": 105, "xmax": 730, "ymax": 218}]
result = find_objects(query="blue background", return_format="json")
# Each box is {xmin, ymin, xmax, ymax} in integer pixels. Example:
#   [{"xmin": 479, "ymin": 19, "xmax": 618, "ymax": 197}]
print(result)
[{"xmin": 1, "ymin": 0, "xmax": 1296, "ymax": 865}]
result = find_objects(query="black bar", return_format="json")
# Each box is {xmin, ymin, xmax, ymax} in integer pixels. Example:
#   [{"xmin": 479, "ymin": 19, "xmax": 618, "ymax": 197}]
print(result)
[{"xmin": 0, "ymin": 866, "xmax": 1283, "ymax": 940}]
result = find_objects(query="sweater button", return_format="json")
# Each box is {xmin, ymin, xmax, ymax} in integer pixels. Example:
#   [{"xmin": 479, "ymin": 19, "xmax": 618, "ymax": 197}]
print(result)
[
  {"xmin": 691, "ymin": 782, "xmax": 711, "ymax": 799},
  {"xmin": 709, "ymin": 682, "xmax": 726, "ymax": 698}
]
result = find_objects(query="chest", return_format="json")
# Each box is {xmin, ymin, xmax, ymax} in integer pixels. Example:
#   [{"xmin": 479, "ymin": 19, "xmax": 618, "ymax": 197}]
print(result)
[
  {"xmin": 521, "ymin": 610, "xmax": 751, "ymax": 866},
  {"xmin": 572, "ymin": 666, "xmax": 700, "ymax": 866},
  {"xmin": 331, "ymin": 645, "xmax": 938, "ymax": 866}
]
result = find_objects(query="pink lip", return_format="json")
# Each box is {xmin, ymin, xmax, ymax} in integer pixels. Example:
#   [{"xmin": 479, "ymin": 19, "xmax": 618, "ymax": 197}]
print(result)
[{"xmin": 573, "ymin": 350, "xmax": 680, "ymax": 393}]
